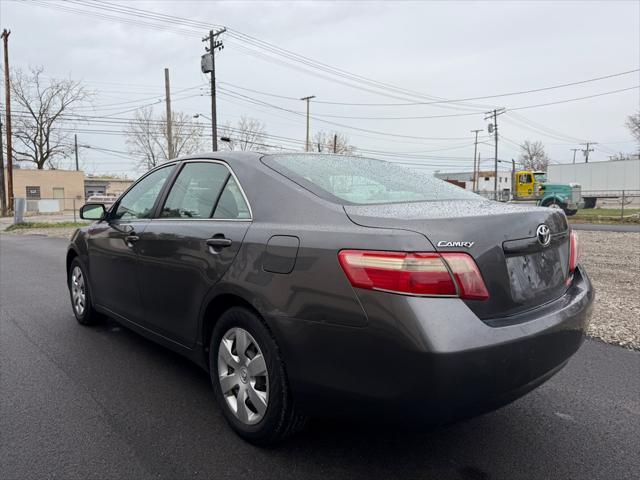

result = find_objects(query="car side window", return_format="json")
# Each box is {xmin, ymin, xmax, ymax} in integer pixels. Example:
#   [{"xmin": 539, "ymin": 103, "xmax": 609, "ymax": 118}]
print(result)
[
  {"xmin": 161, "ymin": 163, "xmax": 230, "ymax": 219},
  {"xmin": 113, "ymin": 165, "xmax": 174, "ymax": 220},
  {"xmin": 213, "ymin": 176, "xmax": 251, "ymax": 220}
]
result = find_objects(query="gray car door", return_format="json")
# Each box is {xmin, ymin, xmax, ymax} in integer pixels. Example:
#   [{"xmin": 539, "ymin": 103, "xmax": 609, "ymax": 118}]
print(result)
[
  {"xmin": 87, "ymin": 164, "xmax": 175, "ymax": 322},
  {"xmin": 135, "ymin": 161, "xmax": 252, "ymax": 346}
]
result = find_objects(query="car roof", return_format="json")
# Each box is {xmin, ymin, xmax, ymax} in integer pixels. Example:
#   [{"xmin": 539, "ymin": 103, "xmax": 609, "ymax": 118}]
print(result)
[{"xmin": 174, "ymin": 151, "xmax": 263, "ymax": 165}]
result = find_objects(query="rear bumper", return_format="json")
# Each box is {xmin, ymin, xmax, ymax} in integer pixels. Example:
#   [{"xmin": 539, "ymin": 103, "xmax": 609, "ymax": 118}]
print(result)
[{"xmin": 269, "ymin": 264, "xmax": 594, "ymax": 420}]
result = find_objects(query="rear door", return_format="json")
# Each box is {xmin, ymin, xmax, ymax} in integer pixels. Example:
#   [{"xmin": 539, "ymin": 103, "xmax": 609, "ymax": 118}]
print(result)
[{"xmin": 136, "ymin": 160, "xmax": 252, "ymax": 346}]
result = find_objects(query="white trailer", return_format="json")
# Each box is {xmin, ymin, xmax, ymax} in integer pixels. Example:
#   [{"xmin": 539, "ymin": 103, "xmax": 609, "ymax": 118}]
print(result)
[{"xmin": 547, "ymin": 158, "xmax": 640, "ymax": 208}]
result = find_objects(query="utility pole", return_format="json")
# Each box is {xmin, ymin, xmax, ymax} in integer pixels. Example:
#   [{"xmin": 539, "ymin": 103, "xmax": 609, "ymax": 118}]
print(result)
[
  {"xmin": 476, "ymin": 152, "xmax": 481, "ymax": 191},
  {"xmin": 2, "ymin": 29, "xmax": 13, "ymax": 211},
  {"xmin": 484, "ymin": 108, "xmax": 505, "ymax": 199},
  {"xmin": 301, "ymin": 95, "xmax": 315, "ymax": 152},
  {"xmin": 164, "ymin": 68, "xmax": 174, "ymax": 159},
  {"xmin": 471, "ymin": 129, "xmax": 482, "ymax": 192},
  {"xmin": 511, "ymin": 158, "xmax": 516, "ymax": 199},
  {"xmin": 0, "ymin": 117, "xmax": 6, "ymax": 215},
  {"xmin": 74, "ymin": 134, "xmax": 79, "ymax": 171},
  {"xmin": 202, "ymin": 28, "xmax": 226, "ymax": 152},
  {"xmin": 570, "ymin": 148, "xmax": 579, "ymax": 164},
  {"xmin": 580, "ymin": 142, "xmax": 596, "ymax": 163}
]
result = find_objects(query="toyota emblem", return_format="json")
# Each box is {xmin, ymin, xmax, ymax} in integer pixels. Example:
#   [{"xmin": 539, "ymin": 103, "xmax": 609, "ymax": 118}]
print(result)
[{"xmin": 536, "ymin": 224, "xmax": 551, "ymax": 247}]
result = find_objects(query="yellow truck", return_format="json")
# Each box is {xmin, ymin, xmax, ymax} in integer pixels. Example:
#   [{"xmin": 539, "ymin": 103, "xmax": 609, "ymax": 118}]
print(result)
[{"xmin": 512, "ymin": 170, "xmax": 583, "ymax": 216}]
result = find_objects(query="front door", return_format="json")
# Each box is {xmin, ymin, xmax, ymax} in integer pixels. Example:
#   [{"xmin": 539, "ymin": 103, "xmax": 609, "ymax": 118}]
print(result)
[
  {"xmin": 516, "ymin": 172, "xmax": 535, "ymax": 198},
  {"xmin": 88, "ymin": 164, "xmax": 175, "ymax": 323},
  {"xmin": 136, "ymin": 161, "xmax": 252, "ymax": 346}
]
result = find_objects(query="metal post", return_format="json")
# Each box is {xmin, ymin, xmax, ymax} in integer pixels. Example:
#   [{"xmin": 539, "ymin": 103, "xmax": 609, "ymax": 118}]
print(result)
[
  {"xmin": 1, "ymin": 29, "xmax": 14, "ymax": 211},
  {"xmin": 164, "ymin": 68, "xmax": 174, "ymax": 159},
  {"xmin": 0, "ymin": 116, "xmax": 6, "ymax": 216},
  {"xmin": 202, "ymin": 28, "xmax": 226, "ymax": 152},
  {"xmin": 301, "ymin": 96, "xmax": 315, "ymax": 152},
  {"xmin": 621, "ymin": 190, "xmax": 625, "ymax": 221},
  {"xmin": 73, "ymin": 198, "xmax": 76, "ymax": 223},
  {"xmin": 471, "ymin": 129, "xmax": 482, "ymax": 192},
  {"xmin": 493, "ymin": 110, "xmax": 498, "ymax": 200},
  {"xmin": 209, "ymin": 35, "xmax": 217, "ymax": 152},
  {"xmin": 511, "ymin": 158, "xmax": 516, "ymax": 200},
  {"xmin": 74, "ymin": 134, "xmax": 79, "ymax": 171}
]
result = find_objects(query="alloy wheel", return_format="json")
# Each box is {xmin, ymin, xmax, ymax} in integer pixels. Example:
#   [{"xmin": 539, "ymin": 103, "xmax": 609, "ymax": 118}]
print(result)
[
  {"xmin": 71, "ymin": 266, "xmax": 86, "ymax": 316},
  {"xmin": 218, "ymin": 327, "xmax": 269, "ymax": 425}
]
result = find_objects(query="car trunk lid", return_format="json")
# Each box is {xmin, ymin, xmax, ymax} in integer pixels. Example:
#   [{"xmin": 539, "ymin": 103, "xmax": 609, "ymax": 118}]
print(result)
[{"xmin": 344, "ymin": 200, "xmax": 570, "ymax": 319}]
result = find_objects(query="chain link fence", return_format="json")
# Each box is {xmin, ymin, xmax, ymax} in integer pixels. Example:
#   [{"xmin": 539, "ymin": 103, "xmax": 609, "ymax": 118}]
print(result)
[{"xmin": 13, "ymin": 197, "xmax": 87, "ymax": 223}]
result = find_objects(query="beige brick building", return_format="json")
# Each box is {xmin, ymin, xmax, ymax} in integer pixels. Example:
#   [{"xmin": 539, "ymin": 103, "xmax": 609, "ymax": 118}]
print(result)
[{"xmin": 4, "ymin": 168, "xmax": 85, "ymax": 212}]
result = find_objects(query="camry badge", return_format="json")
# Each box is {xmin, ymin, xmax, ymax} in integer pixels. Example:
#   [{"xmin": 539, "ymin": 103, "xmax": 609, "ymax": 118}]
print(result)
[
  {"xmin": 536, "ymin": 224, "xmax": 551, "ymax": 247},
  {"xmin": 437, "ymin": 241, "xmax": 475, "ymax": 248}
]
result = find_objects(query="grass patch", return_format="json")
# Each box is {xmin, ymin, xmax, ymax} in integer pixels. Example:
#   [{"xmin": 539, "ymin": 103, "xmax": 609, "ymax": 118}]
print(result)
[
  {"xmin": 570, "ymin": 208, "xmax": 640, "ymax": 224},
  {"xmin": 575, "ymin": 208, "xmax": 640, "ymax": 217},
  {"xmin": 6, "ymin": 221, "xmax": 89, "ymax": 231}
]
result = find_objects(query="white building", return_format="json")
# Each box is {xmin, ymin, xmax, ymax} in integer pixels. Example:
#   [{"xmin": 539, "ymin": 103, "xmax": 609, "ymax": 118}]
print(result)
[{"xmin": 434, "ymin": 170, "xmax": 512, "ymax": 193}]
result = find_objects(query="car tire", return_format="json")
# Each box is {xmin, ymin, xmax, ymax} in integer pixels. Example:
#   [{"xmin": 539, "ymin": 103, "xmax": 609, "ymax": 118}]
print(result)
[
  {"xmin": 68, "ymin": 257, "xmax": 102, "ymax": 326},
  {"xmin": 565, "ymin": 209, "xmax": 578, "ymax": 216},
  {"xmin": 210, "ymin": 307, "xmax": 306, "ymax": 445}
]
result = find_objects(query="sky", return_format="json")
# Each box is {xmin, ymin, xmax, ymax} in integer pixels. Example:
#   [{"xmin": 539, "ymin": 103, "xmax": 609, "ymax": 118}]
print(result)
[{"xmin": 1, "ymin": 0, "xmax": 639, "ymax": 178}]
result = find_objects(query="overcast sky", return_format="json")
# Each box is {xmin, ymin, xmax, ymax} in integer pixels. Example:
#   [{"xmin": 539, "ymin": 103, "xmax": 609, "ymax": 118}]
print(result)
[{"xmin": 1, "ymin": 0, "xmax": 639, "ymax": 177}]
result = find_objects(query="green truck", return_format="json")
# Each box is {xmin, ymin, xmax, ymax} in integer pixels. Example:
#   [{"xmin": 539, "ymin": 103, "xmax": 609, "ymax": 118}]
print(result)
[{"xmin": 512, "ymin": 170, "xmax": 583, "ymax": 216}]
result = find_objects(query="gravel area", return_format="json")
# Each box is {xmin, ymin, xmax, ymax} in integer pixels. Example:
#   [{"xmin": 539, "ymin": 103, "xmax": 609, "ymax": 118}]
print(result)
[
  {"xmin": 3, "ymin": 227, "xmax": 639, "ymax": 348},
  {"xmin": 578, "ymin": 230, "xmax": 640, "ymax": 349}
]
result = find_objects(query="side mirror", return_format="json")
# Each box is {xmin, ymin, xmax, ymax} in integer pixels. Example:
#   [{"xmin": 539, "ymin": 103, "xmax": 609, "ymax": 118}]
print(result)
[{"xmin": 80, "ymin": 203, "xmax": 106, "ymax": 221}]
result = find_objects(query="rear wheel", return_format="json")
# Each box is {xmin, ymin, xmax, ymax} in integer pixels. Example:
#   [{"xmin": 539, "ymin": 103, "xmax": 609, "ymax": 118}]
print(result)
[
  {"xmin": 209, "ymin": 307, "xmax": 306, "ymax": 444},
  {"xmin": 68, "ymin": 258, "xmax": 102, "ymax": 325}
]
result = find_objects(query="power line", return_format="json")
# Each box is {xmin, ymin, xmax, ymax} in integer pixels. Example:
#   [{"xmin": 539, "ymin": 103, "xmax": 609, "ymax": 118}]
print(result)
[
  {"xmin": 24, "ymin": 0, "xmax": 487, "ymax": 111},
  {"xmin": 221, "ymin": 69, "xmax": 639, "ymax": 107}
]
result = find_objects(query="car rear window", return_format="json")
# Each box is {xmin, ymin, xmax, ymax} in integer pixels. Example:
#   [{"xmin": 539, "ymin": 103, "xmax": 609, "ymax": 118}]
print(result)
[{"xmin": 263, "ymin": 153, "xmax": 481, "ymax": 204}]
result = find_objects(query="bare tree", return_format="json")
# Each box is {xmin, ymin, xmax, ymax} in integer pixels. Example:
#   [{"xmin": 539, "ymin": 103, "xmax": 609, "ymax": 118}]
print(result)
[
  {"xmin": 519, "ymin": 140, "xmax": 550, "ymax": 171},
  {"xmin": 219, "ymin": 116, "xmax": 266, "ymax": 151},
  {"xmin": 125, "ymin": 107, "xmax": 203, "ymax": 171},
  {"xmin": 10, "ymin": 66, "xmax": 92, "ymax": 169},
  {"xmin": 313, "ymin": 130, "xmax": 355, "ymax": 154},
  {"xmin": 626, "ymin": 111, "xmax": 640, "ymax": 151}
]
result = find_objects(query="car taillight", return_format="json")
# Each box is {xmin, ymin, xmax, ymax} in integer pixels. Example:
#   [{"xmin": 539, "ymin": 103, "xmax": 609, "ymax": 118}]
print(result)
[
  {"xmin": 569, "ymin": 230, "xmax": 580, "ymax": 272},
  {"xmin": 338, "ymin": 250, "xmax": 489, "ymax": 300},
  {"xmin": 439, "ymin": 252, "xmax": 490, "ymax": 300}
]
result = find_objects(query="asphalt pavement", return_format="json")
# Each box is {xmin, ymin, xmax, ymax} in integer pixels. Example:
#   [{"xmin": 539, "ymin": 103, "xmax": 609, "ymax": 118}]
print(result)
[{"xmin": 1, "ymin": 234, "xmax": 639, "ymax": 480}]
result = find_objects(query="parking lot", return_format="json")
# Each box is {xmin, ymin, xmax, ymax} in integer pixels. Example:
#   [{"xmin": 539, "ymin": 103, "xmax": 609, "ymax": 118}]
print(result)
[{"xmin": 1, "ymin": 232, "xmax": 639, "ymax": 480}]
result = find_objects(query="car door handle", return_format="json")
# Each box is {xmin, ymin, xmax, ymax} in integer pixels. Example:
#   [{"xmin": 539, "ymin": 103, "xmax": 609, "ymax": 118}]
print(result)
[
  {"xmin": 206, "ymin": 237, "xmax": 232, "ymax": 248},
  {"xmin": 125, "ymin": 235, "xmax": 140, "ymax": 247}
]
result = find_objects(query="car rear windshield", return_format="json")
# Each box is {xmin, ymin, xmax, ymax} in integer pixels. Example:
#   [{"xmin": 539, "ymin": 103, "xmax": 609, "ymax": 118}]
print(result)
[{"xmin": 263, "ymin": 153, "xmax": 481, "ymax": 204}]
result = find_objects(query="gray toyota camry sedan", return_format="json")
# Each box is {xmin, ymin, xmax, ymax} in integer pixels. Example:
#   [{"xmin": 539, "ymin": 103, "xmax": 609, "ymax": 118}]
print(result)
[{"xmin": 67, "ymin": 152, "xmax": 594, "ymax": 444}]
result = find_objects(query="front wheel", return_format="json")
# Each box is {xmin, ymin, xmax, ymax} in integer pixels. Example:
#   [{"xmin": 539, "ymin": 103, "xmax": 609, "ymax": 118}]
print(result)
[
  {"xmin": 210, "ymin": 307, "xmax": 306, "ymax": 444},
  {"xmin": 543, "ymin": 198, "xmax": 568, "ymax": 214},
  {"xmin": 68, "ymin": 258, "xmax": 102, "ymax": 325}
]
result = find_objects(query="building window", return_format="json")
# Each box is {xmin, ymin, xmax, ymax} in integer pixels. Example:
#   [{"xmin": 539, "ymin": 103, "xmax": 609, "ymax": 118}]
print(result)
[
  {"xmin": 484, "ymin": 177, "xmax": 490, "ymax": 181},
  {"xmin": 26, "ymin": 186, "xmax": 41, "ymax": 199}
]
